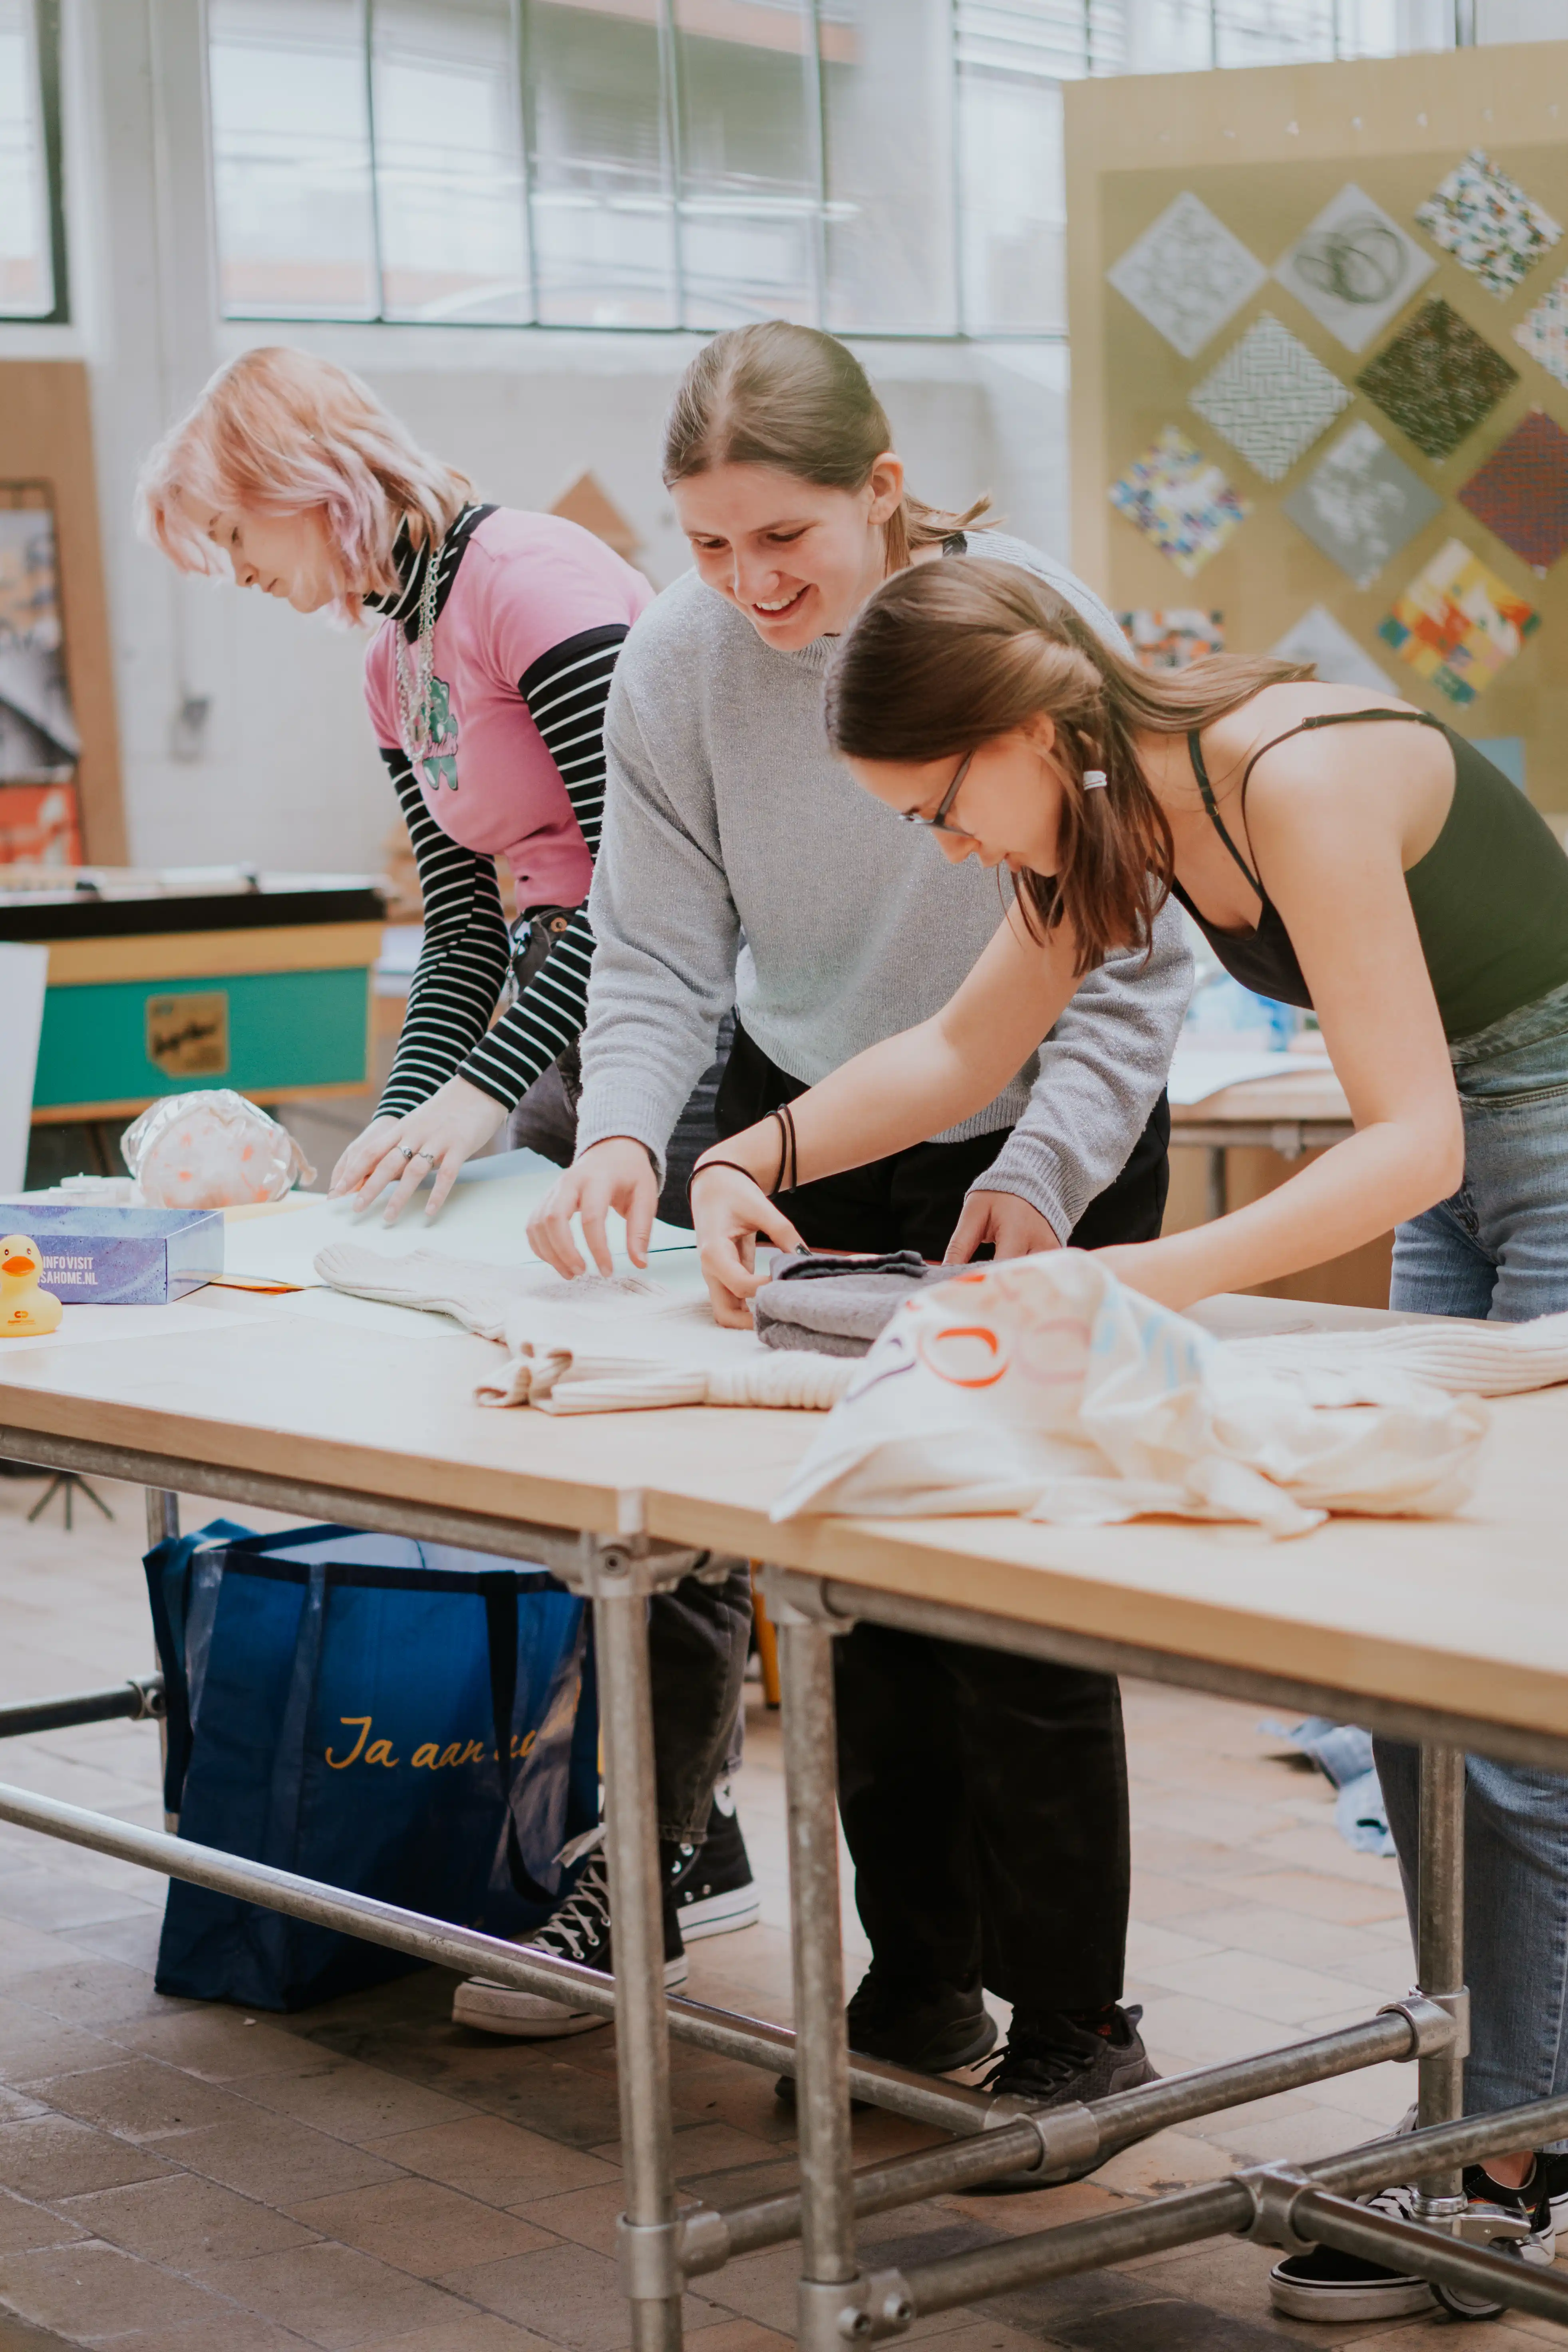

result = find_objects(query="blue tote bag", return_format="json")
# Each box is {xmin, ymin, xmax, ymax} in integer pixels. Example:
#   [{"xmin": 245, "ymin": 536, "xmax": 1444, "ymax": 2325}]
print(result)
[{"xmin": 146, "ymin": 1520, "xmax": 600, "ymax": 2011}]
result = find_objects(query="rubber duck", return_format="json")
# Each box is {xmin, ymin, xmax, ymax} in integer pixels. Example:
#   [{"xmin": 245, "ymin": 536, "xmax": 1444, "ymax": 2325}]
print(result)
[{"xmin": 0, "ymin": 1237, "xmax": 62, "ymax": 1337}]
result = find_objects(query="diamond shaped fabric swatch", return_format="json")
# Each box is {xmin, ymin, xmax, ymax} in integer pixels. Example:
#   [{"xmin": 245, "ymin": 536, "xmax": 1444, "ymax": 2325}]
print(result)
[
  {"xmin": 1378, "ymin": 538, "xmax": 1540, "ymax": 705},
  {"xmin": 1274, "ymin": 183, "xmax": 1435, "ymax": 354},
  {"xmin": 1107, "ymin": 430, "xmax": 1250, "ymax": 579},
  {"xmin": 1355, "ymin": 300, "xmax": 1518, "ymax": 461},
  {"xmin": 1118, "ymin": 611, "xmax": 1225, "ymax": 671},
  {"xmin": 1415, "ymin": 149, "xmax": 1562, "ymax": 300},
  {"xmin": 1272, "ymin": 606, "xmax": 1397, "ymax": 694},
  {"xmin": 1281, "ymin": 421, "xmax": 1443, "ymax": 589},
  {"xmin": 1107, "ymin": 193, "xmax": 1267, "ymax": 360},
  {"xmin": 1188, "ymin": 313, "xmax": 1350, "ymax": 483},
  {"xmin": 1514, "ymin": 272, "xmax": 1568, "ymax": 390},
  {"xmin": 1457, "ymin": 409, "xmax": 1568, "ymax": 573}
]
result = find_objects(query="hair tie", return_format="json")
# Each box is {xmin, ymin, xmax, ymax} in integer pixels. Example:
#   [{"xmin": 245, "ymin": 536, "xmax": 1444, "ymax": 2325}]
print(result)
[{"xmin": 1082, "ymin": 769, "xmax": 1109, "ymax": 791}]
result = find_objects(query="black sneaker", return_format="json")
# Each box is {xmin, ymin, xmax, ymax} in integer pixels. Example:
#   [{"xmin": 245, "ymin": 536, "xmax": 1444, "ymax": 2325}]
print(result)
[
  {"xmin": 452, "ymin": 1847, "xmax": 686, "ymax": 2038},
  {"xmin": 663, "ymin": 1779, "xmax": 760, "ymax": 1941},
  {"xmin": 1538, "ymin": 2147, "xmax": 1568, "ymax": 2248},
  {"xmin": 774, "ymin": 1966, "xmax": 998, "ymax": 2105},
  {"xmin": 1268, "ymin": 2165, "xmax": 1551, "ymax": 2323},
  {"xmin": 965, "ymin": 2005, "xmax": 1158, "ymax": 2191}
]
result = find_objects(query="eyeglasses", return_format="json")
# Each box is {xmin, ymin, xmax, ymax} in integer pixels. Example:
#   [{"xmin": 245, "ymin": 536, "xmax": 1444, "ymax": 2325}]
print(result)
[{"xmin": 898, "ymin": 750, "xmax": 974, "ymax": 836}]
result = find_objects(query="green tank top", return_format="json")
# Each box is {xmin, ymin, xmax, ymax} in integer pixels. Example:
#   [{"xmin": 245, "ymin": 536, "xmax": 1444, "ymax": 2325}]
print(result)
[{"xmin": 1171, "ymin": 711, "xmax": 1568, "ymax": 1043}]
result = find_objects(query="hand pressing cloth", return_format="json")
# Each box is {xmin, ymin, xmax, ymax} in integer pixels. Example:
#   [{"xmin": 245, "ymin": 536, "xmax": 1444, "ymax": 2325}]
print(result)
[
  {"xmin": 314, "ymin": 1243, "xmax": 853, "ymax": 1414},
  {"xmin": 772, "ymin": 1249, "xmax": 1568, "ymax": 1538}
]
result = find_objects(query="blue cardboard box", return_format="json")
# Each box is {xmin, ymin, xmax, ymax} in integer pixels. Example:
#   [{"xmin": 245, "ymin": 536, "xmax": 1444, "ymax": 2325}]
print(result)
[{"xmin": 2, "ymin": 1207, "xmax": 224, "ymax": 1304}]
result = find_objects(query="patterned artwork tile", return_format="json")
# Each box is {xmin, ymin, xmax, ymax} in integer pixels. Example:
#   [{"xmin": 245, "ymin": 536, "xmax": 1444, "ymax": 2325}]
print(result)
[
  {"xmin": 1107, "ymin": 429, "xmax": 1251, "ymax": 578},
  {"xmin": 1273, "ymin": 182, "xmax": 1436, "ymax": 354},
  {"xmin": 1513, "ymin": 271, "xmax": 1568, "ymax": 390},
  {"xmin": 1281, "ymin": 419, "xmax": 1443, "ymax": 589},
  {"xmin": 1457, "ymin": 408, "xmax": 1568, "ymax": 573},
  {"xmin": 1378, "ymin": 537, "xmax": 1540, "ymax": 705},
  {"xmin": 1107, "ymin": 191, "xmax": 1268, "ymax": 360},
  {"xmin": 1188, "ymin": 313, "xmax": 1351, "ymax": 483},
  {"xmin": 1355, "ymin": 298, "xmax": 1519, "ymax": 461},
  {"xmin": 1271, "ymin": 605, "xmax": 1398, "ymax": 695},
  {"xmin": 1415, "ymin": 148, "xmax": 1562, "ymax": 301},
  {"xmin": 1118, "ymin": 610, "xmax": 1226, "ymax": 671}
]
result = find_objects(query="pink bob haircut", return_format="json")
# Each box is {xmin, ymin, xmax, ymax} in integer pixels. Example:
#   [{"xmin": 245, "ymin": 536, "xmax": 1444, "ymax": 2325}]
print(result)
[{"xmin": 136, "ymin": 346, "xmax": 472, "ymax": 624}]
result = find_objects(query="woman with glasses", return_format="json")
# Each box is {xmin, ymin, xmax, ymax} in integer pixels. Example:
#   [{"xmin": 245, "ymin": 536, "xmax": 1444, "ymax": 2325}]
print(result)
[
  {"xmin": 684, "ymin": 550, "xmax": 1568, "ymax": 2313},
  {"xmin": 530, "ymin": 322, "xmax": 1193, "ymax": 2117}
]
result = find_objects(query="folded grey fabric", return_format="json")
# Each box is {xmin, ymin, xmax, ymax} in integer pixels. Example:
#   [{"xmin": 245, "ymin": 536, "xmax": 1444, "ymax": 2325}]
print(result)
[{"xmin": 753, "ymin": 1251, "xmax": 962, "ymax": 1357}]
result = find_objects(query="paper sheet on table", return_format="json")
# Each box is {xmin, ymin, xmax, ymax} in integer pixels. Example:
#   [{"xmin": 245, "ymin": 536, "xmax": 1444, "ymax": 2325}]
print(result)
[
  {"xmin": 0, "ymin": 1299, "xmax": 269, "ymax": 1353},
  {"xmin": 219, "ymin": 1152, "xmax": 694, "ymax": 1290},
  {"xmin": 1168, "ymin": 1049, "xmax": 1323, "ymax": 1105}
]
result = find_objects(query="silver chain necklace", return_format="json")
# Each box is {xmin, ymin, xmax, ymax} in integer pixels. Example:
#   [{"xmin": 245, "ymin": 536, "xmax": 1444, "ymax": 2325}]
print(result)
[{"xmin": 392, "ymin": 530, "xmax": 443, "ymax": 766}]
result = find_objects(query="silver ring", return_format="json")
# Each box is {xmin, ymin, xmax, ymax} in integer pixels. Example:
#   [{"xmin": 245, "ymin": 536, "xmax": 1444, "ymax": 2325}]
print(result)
[
  {"xmin": 417, "ymin": 1149, "xmax": 439, "ymax": 1165},
  {"xmin": 397, "ymin": 1144, "xmax": 415, "ymax": 1162}
]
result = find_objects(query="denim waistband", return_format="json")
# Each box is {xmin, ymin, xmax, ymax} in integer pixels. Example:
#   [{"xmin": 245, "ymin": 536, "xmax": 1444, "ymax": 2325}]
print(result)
[{"xmin": 1449, "ymin": 974, "xmax": 1568, "ymax": 1071}]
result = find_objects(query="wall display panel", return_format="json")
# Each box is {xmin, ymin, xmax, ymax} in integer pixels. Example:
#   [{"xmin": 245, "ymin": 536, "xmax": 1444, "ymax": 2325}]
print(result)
[{"xmin": 1067, "ymin": 39, "xmax": 1568, "ymax": 814}]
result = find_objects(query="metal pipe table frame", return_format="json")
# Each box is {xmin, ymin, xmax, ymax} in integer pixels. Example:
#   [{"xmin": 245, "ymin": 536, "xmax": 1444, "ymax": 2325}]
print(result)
[{"xmin": 3, "ymin": 1418, "xmax": 1567, "ymax": 2346}]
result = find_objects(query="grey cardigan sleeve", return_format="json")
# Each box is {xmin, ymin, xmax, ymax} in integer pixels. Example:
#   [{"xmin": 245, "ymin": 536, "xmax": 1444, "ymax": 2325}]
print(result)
[
  {"xmin": 574, "ymin": 681, "xmax": 741, "ymax": 1178},
  {"xmin": 973, "ymin": 898, "xmax": 1193, "ymax": 1240}
]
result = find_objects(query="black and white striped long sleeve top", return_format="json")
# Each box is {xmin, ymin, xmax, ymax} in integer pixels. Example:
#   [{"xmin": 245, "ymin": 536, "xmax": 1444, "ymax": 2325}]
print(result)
[{"xmin": 370, "ymin": 512, "xmax": 641, "ymax": 1120}]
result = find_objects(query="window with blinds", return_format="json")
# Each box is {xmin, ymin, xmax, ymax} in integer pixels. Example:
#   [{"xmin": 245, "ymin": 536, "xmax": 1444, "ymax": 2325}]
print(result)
[{"xmin": 205, "ymin": 0, "xmax": 1457, "ymax": 335}]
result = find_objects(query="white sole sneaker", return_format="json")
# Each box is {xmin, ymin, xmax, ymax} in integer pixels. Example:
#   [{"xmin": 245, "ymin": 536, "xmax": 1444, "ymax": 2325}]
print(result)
[
  {"xmin": 453, "ymin": 1952, "xmax": 688, "ymax": 2038},
  {"xmin": 678, "ymin": 1883, "xmax": 761, "ymax": 1941},
  {"xmin": 1268, "ymin": 2266, "xmax": 1433, "ymax": 2324}
]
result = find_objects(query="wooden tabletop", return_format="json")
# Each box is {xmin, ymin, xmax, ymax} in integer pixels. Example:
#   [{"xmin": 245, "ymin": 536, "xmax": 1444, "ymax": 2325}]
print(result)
[
  {"xmin": 1, "ymin": 1286, "xmax": 1564, "ymax": 1743},
  {"xmin": 1170, "ymin": 1065, "xmax": 1351, "ymax": 1126}
]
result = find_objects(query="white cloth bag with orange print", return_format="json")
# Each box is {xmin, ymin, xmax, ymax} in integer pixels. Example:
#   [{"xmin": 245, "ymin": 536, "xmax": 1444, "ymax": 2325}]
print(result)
[{"xmin": 769, "ymin": 1250, "xmax": 1489, "ymax": 1539}]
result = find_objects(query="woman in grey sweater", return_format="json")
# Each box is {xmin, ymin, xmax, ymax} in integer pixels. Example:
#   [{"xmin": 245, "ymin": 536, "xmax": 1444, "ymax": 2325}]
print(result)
[{"xmin": 533, "ymin": 324, "xmax": 1192, "ymax": 2114}]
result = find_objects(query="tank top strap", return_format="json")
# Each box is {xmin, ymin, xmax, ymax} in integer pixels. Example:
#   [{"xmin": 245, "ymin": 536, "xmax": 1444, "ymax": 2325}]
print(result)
[
  {"xmin": 1188, "ymin": 707, "xmax": 1448, "ymax": 898},
  {"xmin": 1186, "ymin": 729, "xmax": 1263, "ymax": 894}
]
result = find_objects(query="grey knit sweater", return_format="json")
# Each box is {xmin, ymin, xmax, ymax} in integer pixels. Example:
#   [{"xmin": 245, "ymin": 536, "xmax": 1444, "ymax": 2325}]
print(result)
[{"xmin": 577, "ymin": 532, "xmax": 1193, "ymax": 1242}]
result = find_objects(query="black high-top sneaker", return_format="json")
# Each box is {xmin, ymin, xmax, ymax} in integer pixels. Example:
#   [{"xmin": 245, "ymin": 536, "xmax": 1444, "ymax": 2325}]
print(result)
[
  {"xmin": 663, "ymin": 1778, "xmax": 759, "ymax": 1941},
  {"xmin": 452, "ymin": 1847, "xmax": 686, "ymax": 2038}
]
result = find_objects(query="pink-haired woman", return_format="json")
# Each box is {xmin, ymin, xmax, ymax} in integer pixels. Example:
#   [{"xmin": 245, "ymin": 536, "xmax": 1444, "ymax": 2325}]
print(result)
[
  {"xmin": 137, "ymin": 345, "xmax": 652, "ymax": 1218},
  {"xmin": 137, "ymin": 351, "xmax": 758, "ymax": 2038}
]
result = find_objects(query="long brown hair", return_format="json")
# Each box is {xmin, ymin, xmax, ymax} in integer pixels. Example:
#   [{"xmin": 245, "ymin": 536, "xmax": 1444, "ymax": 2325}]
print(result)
[
  {"xmin": 825, "ymin": 557, "xmax": 1310, "ymax": 974},
  {"xmin": 662, "ymin": 321, "xmax": 990, "ymax": 573}
]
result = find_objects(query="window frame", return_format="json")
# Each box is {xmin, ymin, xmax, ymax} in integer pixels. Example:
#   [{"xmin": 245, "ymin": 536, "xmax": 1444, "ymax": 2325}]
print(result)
[
  {"xmin": 4, "ymin": 0, "xmax": 70, "ymax": 326},
  {"xmin": 203, "ymin": 0, "xmax": 1452, "ymax": 338}
]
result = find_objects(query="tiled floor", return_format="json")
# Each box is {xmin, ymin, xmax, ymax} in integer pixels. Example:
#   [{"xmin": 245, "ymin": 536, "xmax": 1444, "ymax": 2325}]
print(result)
[{"xmin": 0, "ymin": 1469, "xmax": 1559, "ymax": 2349}]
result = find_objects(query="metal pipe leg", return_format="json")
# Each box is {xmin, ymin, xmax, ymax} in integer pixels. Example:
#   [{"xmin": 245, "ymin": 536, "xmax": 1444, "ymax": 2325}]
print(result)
[
  {"xmin": 1415, "ymin": 1744, "xmax": 1468, "ymax": 2215},
  {"xmin": 778, "ymin": 1607, "xmax": 859, "ymax": 2352},
  {"xmin": 594, "ymin": 1561, "xmax": 682, "ymax": 2352},
  {"xmin": 144, "ymin": 1491, "xmax": 179, "ymax": 1829},
  {"xmin": 143, "ymin": 1489, "xmax": 179, "ymax": 1549}
]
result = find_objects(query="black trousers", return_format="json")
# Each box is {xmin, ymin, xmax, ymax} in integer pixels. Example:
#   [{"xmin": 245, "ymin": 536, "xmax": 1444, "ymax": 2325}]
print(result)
[{"xmin": 718, "ymin": 1023, "xmax": 1169, "ymax": 2015}]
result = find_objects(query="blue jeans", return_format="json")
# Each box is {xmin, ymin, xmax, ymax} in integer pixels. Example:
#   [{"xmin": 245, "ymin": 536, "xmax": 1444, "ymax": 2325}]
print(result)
[{"xmin": 1374, "ymin": 977, "xmax": 1568, "ymax": 2133}]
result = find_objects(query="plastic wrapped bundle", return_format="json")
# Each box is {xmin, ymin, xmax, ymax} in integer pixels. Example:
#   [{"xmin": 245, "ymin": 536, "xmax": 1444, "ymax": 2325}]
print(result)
[{"xmin": 121, "ymin": 1091, "xmax": 314, "ymax": 1210}]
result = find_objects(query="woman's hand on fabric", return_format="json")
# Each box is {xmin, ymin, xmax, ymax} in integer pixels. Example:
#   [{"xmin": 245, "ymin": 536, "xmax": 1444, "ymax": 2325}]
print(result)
[
  {"xmin": 528, "ymin": 1137, "xmax": 659, "ymax": 1277},
  {"xmin": 690, "ymin": 1166, "xmax": 804, "ymax": 1328},
  {"xmin": 332, "ymin": 1078, "xmax": 509, "ymax": 1224},
  {"xmin": 946, "ymin": 1189, "xmax": 1063, "ymax": 1264},
  {"xmin": 329, "ymin": 1116, "xmax": 404, "ymax": 1204}
]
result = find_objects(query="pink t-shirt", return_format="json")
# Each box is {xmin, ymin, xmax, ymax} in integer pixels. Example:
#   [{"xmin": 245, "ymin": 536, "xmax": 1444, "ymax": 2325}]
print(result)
[{"xmin": 364, "ymin": 508, "xmax": 653, "ymax": 906}]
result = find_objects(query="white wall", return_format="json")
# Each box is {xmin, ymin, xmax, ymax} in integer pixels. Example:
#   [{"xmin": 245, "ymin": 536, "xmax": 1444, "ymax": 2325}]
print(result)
[{"xmin": 0, "ymin": 0, "xmax": 1069, "ymax": 880}]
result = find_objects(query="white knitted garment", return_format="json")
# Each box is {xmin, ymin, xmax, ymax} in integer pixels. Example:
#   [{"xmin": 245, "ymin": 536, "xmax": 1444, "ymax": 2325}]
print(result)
[
  {"xmin": 1227, "ymin": 1313, "xmax": 1568, "ymax": 1398},
  {"xmin": 315, "ymin": 1242, "xmax": 853, "ymax": 1414}
]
